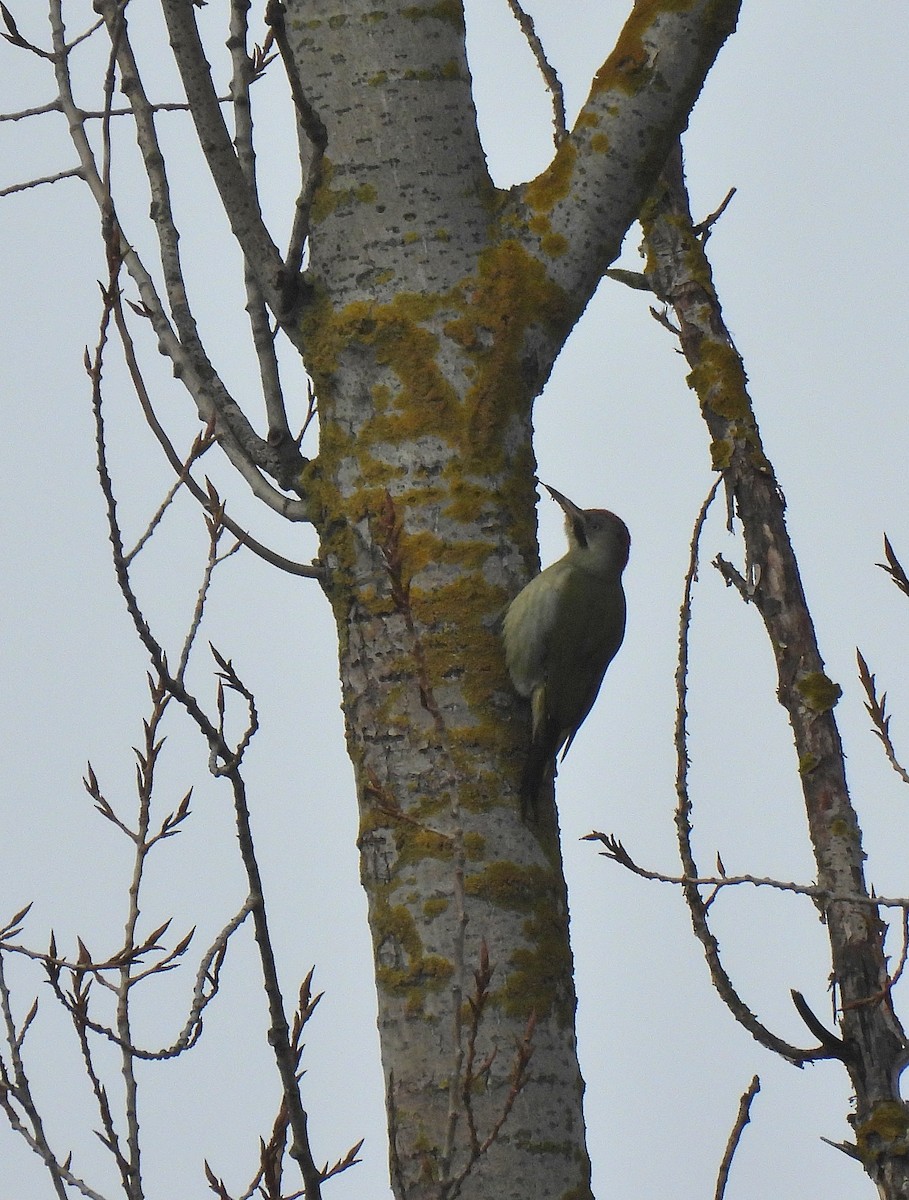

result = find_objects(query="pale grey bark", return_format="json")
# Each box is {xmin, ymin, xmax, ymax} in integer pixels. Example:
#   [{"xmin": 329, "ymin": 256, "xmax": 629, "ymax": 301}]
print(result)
[{"xmin": 278, "ymin": 4, "xmax": 740, "ymax": 1197}]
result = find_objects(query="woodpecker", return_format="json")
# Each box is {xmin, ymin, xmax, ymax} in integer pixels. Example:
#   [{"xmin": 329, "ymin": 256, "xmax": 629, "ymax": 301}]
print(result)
[{"xmin": 502, "ymin": 483, "xmax": 630, "ymax": 812}]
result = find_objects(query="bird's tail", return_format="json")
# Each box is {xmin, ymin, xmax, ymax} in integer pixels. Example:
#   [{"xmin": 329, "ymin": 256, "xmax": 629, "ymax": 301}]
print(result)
[{"xmin": 519, "ymin": 718, "xmax": 562, "ymax": 820}]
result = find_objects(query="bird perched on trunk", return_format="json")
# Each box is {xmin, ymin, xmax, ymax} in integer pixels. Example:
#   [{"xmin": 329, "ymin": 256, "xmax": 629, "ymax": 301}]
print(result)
[{"xmin": 502, "ymin": 484, "xmax": 630, "ymax": 813}]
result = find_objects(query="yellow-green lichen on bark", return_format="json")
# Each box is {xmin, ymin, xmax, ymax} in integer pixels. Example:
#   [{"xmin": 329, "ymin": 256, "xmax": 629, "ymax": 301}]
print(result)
[
  {"xmin": 465, "ymin": 862, "xmax": 574, "ymax": 1021},
  {"xmin": 373, "ymin": 900, "xmax": 454, "ymax": 1009},
  {"xmin": 402, "ymin": 63, "xmax": 463, "ymax": 82},
  {"xmin": 310, "ymin": 157, "xmax": 379, "ymax": 225},
  {"xmin": 591, "ymin": 0, "xmax": 697, "ymax": 98},
  {"xmin": 524, "ymin": 139, "xmax": 577, "ymax": 215},
  {"xmin": 444, "ymin": 239, "xmax": 572, "ymax": 453},
  {"xmin": 828, "ymin": 817, "xmax": 854, "ymax": 840},
  {"xmin": 400, "ymin": 1, "xmax": 464, "ymax": 27},
  {"xmin": 796, "ymin": 672, "xmax": 842, "ymax": 713},
  {"xmin": 709, "ymin": 436, "xmax": 733, "ymax": 470},
  {"xmin": 465, "ymin": 861, "xmax": 553, "ymax": 912},
  {"xmin": 304, "ymin": 289, "xmax": 463, "ymax": 448},
  {"xmin": 394, "ymin": 822, "xmax": 456, "ymax": 867},
  {"xmin": 304, "ymin": 243, "xmax": 563, "ymax": 473},
  {"xmin": 686, "ymin": 339, "xmax": 750, "ymax": 421},
  {"xmin": 508, "ymin": 908, "xmax": 575, "ymax": 1023},
  {"xmin": 540, "ymin": 232, "xmax": 569, "ymax": 257},
  {"xmin": 855, "ymin": 1101, "xmax": 909, "ymax": 1167},
  {"xmin": 463, "ymin": 831, "xmax": 486, "ymax": 859},
  {"xmin": 419, "ymin": 607, "xmax": 504, "ymax": 707}
]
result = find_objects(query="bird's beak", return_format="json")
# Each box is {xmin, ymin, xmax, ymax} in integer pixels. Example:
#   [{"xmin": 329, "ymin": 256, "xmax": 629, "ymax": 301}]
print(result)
[{"xmin": 541, "ymin": 483, "xmax": 585, "ymax": 522}]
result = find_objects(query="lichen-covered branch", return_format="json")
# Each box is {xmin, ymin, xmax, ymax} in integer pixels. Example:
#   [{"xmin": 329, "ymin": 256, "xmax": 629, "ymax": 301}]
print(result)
[
  {"xmin": 503, "ymin": 0, "xmax": 742, "ymax": 361},
  {"xmin": 639, "ymin": 141, "xmax": 909, "ymax": 1196}
]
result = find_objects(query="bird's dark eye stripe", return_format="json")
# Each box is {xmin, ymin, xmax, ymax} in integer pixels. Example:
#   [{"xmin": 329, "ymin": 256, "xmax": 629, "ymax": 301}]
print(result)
[{"xmin": 572, "ymin": 517, "xmax": 587, "ymax": 548}]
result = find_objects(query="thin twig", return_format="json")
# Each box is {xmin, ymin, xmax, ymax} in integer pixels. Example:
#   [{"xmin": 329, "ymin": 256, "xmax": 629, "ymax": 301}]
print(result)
[
  {"xmin": 585, "ymin": 832, "xmax": 909, "ymax": 912},
  {"xmin": 48, "ymin": 901, "xmax": 252, "ymax": 1061},
  {"xmin": 504, "ymin": 0, "xmax": 566, "ymax": 145},
  {"xmin": 692, "ymin": 185, "xmax": 736, "ymax": 241},
  {"xmin": 124, "ymin": 424, "xmax": 217, "ymax": 564},
  {"xmin": 0, "ymin": 166, "xmax": 83, "ymax": 195},
  {"xmin": 670, "ymin": 479, "xmax": 825, "ymax": 1065},
  {"xmin": 0, "ymin": 100, "xmax": 62, "ymax": 120},
  {"xmin": 177, "ymin": 487, "xmax": 229, "ymax": 680},
  {"xmin": 604, "ymin": 266, "xmax": 653, "ymax": 291},
  {"xmin": 713, "ymin": 1075, "xmax": 759, "ymax": 1200},
  {"xmin": 111, "ymin": 299, "xmax": 319, "ymax": 574},
  {"xmin": 0, "ymin": 956, "xmax": 69, "ymax": 1200},
  {"xmin": 856, "ymin": 649, "xmax": 909, "ymax": 788},
  {"xmin": 0, "ymin": 2, "xmax": 53, "ymax": 57}
]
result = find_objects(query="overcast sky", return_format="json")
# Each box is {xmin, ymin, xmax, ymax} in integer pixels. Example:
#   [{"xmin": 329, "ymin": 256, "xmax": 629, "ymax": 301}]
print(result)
[{"xmin": 2, "ymin": 3, "xmax": 909, "ymax": 1198}]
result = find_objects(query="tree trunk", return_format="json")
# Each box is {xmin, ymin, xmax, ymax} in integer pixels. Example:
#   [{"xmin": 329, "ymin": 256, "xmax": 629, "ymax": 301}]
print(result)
[{"xmin": 278, "ymin": 3, "xmax": 740, "ymax": 1194}]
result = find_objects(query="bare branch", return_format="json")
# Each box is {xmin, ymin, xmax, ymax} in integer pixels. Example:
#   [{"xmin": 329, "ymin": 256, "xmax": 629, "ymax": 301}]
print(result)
[
  {"xmin": 585, "ymin": 832, "xmax": 909, "ymax": 913},
  {"xmin": 0, "ymin": 99, "xmax": 62, "ymax": 120},
  {"xmin": 0, "ymin": 955, "xmax": 69, "ymax": 1200},
  {"xmin": 228, "ymin": 1, "xmax": 294, "ymax": 447},
  {"xmin": 110, "ymin": 301, "xmax": 320, "ymax": 574},
  {"xmin": 0, "ymin": 166, "xmax": 83, "ymax": 196},
  {"xmin": 605, "ymin": 266, "xmax": 653, "ymax": 292},
  {"xmin": 51, "ymin": 0, "xmax": 313, "ymax": 514},
  {"xmin": 504, "ymin": 0, "xmax": 566, "ymax": 145},
  {"xmin": 668, "ymin": 478, "xmax": 825, "ymax": 1065},
  {"xmin": 713, "ymin": 1075, "xmax": 759, "ymax": 1200},
  {"xmin": 67, "ymin": 972, "xmax": 133, "ymax": 1193},
  {"xmin": 790, "ymin": 991, "xmax": 849, "ymax": 1060},
  {"xmin": 857, "ymin": 649, "xmax": 909, "ymax": 788},
  {"xmin": 692, "ymin": 185, "xmax": 737, "ymax": 241}
]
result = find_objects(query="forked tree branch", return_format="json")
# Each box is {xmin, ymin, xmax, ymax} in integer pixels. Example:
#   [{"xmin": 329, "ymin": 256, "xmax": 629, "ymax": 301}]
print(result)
[
  {"xmin": 87, "ymin": 254, "xmax": 327, "ymax": 1196},
  {"xmin": 37, "ymin": 0, "xmax": 314, "ymax": 516},
  {"xmin": 639, "ymin": 140, "xmax": 909, "ymax": 1190}
]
